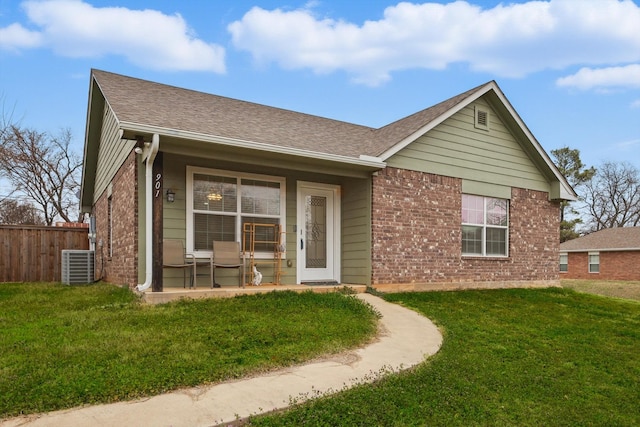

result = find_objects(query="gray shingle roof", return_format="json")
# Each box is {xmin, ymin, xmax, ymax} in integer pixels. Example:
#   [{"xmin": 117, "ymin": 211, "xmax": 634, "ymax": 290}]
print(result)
[
  {"xmin": 560, "ymin": 227, "xmax": 640, "ymax": 251},
  {"xmin": 370, "ymin": 82, "xmax": 490, "ymax": 157},
  {"xmin": 91, "ymin": 69, "xmax": 491, "ymax": 160}
]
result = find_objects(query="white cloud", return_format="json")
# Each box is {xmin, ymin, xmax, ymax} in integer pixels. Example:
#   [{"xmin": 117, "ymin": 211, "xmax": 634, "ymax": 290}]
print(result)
[
  {"xmin": 632, "ymin": 99, "xmax": 640, "ymax": 109},
  {"xmin": 0, "ymin": 22, "xmax": 42, "ymax": 51},
  {"xmin": 228, "ymin": 0, "xmax": 640, "ymax": 86},
  {"xmin": 1, "ymin": 0, "xmax": 225, "ymax": 73},
  {"xmin": 615, "ymin": 138, "xmax": 640, "ymax": 151},
  {"xmin": 556, "ymin": 64, "xmax": 640, "ymax": 91}
]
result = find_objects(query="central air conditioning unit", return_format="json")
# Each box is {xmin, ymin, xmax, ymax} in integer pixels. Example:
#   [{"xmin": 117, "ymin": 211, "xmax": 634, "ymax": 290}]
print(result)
[{"xmin": 61, "ymin": 250, "xmax": 95, "ymax": 285}]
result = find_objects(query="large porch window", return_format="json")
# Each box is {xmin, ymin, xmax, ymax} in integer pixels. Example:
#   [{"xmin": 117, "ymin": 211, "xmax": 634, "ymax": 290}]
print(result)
[
  {"xmin": 187, "ymin": 167, "xmax": 286, "ymax": 257},
  {"xmin": 462, "ymin": 194, "xmax": 509, "ymax": 257}
]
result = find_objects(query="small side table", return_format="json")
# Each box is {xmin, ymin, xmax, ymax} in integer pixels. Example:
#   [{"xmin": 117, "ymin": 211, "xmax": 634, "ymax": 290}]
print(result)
[{"xmin": 192, "ymin": 256, "xmax": 212, "ymax": 289}]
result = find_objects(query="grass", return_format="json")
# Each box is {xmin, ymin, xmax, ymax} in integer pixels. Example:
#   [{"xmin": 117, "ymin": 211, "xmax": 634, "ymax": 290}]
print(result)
[
  {"xmin": 249, "ymin": 288, "xmax": 640, "ymax": 426},
  {"xmin": 0, "ymin": 283, "xmax": 379, "ymax": 418},
  {"xmin": 562, "ymin": 279, "xmax": 640, "ymax": 301}
]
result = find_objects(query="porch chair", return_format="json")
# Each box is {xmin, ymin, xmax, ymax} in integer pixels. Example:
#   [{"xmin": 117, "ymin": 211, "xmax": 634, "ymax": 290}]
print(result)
[
  {"xmin": 163, "ymin": 239, "xmax": 196, "ymax": 288},
  {"xmin": 211, "ymin": 241, "xmax": 246, "ymax": 288}
]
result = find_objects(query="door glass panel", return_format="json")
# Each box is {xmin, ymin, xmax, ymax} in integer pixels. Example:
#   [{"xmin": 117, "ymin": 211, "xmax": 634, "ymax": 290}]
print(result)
[{"xmin": 305, "ymin": 195, "xmax": 327, "ymax": 269}]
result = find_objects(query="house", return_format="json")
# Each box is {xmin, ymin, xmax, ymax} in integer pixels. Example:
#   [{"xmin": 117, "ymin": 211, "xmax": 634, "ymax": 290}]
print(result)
[
  {"xmin": 559, "ymin": 227, "xmax": 640, "ymax": 281},
  {"xmin": 80, "ymin": 69, "xmax": 575, "ymax": 292}
]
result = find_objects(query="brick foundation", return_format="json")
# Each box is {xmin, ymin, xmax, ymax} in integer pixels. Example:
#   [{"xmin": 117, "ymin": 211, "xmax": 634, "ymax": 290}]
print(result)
[
  {"xmin": 92, "ymin": 151, "xmax": 138, "ymax": 287},
  {"xmin": 371, "ymin": 167, "xmax": 561, "ymax": 287}
]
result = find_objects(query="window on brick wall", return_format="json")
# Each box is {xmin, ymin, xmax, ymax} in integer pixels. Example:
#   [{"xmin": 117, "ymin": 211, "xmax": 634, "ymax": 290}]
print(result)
[
  {"xmin": 462, "ymin": 194, "xmax": 508, "ymax": 257},
  {"xmin": 589, "ymin": 252, "xmax": 600, "ymax": 273},
  {"xmin": 186, "ymin": 167, "xmax": 286, "ymax": 257},
  {"xmin": 559, "ymin": 253, "xmax": 568, "ymax": 272}
]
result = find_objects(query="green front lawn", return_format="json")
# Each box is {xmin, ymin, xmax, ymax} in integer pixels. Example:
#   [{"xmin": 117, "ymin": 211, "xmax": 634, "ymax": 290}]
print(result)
[
  {"xmin": 250, "ymin": 288, "xmax": 640, "ymax": 426},
  {"xmin": 0, "ymin": 283, "xmax": 379, "ymax": 418},
  {"xmin": 3, "ymin": 283, "xmax": 639, "ymax": 425}
]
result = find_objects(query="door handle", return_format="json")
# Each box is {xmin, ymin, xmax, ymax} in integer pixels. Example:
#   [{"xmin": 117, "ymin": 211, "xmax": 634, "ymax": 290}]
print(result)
[{"xmin": 300, "ymin": 239, "xmax": 304, "ymax": 250}]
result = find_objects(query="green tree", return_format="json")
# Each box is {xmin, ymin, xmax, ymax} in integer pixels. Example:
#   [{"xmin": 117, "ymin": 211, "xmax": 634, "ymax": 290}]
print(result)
[{"xmin": 551, "ymin": 146, "xmax": 596, "ymax": 242}]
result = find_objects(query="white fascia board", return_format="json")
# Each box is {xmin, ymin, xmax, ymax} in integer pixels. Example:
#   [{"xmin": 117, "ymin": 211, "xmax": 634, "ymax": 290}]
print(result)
[
  {"xmin": 377, "ymin": 116, "xmax": 446, "ymax": 161},
  {"xmin": 378, "ymin": 84, "xmax": 493, "ymax": 161},
  {"xmin": 559, "ymin": 185, "xmax": 578, "ymax": 201},
  {"xmin": 489, "ymin": 87, "xmax": 577, "ymax": 201},
  {"xmin": 120, "ymin": 121, "xmax": 387, "ymax": 169}
]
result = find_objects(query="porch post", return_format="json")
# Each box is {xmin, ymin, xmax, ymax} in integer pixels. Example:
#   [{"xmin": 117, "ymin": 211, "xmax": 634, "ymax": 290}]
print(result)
[{"xmin": 152, "ymin": 151, "xmax": 164, "ymax": 292}]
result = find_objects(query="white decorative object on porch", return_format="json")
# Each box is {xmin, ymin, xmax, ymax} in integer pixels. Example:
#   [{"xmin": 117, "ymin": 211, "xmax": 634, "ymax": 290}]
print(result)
[{"xmin": 251, "ymin": 265, "xmax": 263, "ymax": 286}]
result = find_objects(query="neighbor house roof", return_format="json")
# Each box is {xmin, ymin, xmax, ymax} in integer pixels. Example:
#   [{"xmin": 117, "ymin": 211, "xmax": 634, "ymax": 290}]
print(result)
[{"xmin": 560, "ymin": 227, "xmax": 640, "ymax": 252}]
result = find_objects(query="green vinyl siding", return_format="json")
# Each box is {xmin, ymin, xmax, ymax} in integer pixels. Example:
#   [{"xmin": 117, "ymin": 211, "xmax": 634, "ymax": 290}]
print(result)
[
  {"xmin": 462, "ymin": 180, "xmax": 512, "ymax": 200},
  {"xmin": 93, "ymin": 104, "xmax": 136, "ymax": 204},
  {"xmin": 161, "ymin": 155, "xmax": 186, "ymax": 242},
  {"xmin": 387, "ymin": 98, "xmax": 550, "ymax": 193},
  {"xmin": 341, "ymin": 177, "xmax": 372, "ymax": 285}
]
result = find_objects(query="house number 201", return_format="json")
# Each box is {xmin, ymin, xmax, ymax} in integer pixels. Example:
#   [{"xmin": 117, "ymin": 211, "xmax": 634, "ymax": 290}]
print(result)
[{"xmin": 154, "ymin": 173, "xmax": 162, "ymax": 198}]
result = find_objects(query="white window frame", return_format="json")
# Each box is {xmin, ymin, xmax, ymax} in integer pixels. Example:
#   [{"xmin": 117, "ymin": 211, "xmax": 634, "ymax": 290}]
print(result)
[
  {"xmin": 186, "ymin": 166, "xmax": 286, "ymax": 259},
  {"xmin": 559, "ymin": 253, "xmax": 568, "ymax": 272},
  {"xmin": 588, "ymin": 252, "xmax": 600, "ymax": 273},
  {"xmin": 462, "ymin": 194, "xmax": 509, "ymax": 257}
]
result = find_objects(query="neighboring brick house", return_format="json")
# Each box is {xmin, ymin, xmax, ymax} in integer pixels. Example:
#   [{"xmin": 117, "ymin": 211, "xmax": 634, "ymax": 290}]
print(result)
[
  {"xmin": 559, "ymin": 227, "xmax": 640, "ymax": 281},
  {"xmin": 80, "ymin": 69, "xmax": 575, "ymax": 292}
]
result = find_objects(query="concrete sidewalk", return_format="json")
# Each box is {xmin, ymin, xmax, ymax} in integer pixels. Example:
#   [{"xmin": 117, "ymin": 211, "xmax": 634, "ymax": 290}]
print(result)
[{"xmin": 2, "ymin": 293, "xmax": 442, "ymax": 427}]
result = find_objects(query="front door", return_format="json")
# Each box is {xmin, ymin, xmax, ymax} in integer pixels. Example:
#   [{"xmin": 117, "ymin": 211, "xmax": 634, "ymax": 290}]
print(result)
[{"xmin": 297, "ymin": 182, "xmax": 341, "ymax": 283}]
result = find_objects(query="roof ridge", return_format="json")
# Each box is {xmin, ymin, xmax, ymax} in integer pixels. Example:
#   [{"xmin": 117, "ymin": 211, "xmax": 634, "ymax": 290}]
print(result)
[{"xmin": 91, "ymin": 69, "xmax": 374, "ymax": 131}]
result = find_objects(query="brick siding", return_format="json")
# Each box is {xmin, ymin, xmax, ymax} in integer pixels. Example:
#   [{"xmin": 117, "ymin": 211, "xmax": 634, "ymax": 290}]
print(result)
[
  {"xmin": 92, "ymin": 151, "xmax": 138, "ymax": 287},
  {"xmin": 563, "ymin": 251, "xmax": 640, "ymax": 280},
  {"xmin": 371, "ymin": 167, "xmax": 561, "ymax": 288}
]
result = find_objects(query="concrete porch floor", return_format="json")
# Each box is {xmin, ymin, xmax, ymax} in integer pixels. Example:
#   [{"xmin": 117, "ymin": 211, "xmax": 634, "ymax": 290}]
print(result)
[{"xmin": 141, "ymin": 284, "xmax": 368, "ymax": 304}]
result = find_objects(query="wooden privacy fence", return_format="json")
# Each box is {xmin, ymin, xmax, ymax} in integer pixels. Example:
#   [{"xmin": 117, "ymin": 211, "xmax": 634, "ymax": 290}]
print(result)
[{"xmin": 0, "ymin": 224, "xmax": 89, "ymax": 282}]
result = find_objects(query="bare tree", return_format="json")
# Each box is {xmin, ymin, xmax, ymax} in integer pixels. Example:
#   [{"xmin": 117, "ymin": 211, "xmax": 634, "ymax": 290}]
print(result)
[
  {"xmin": 0, "ymin": 198, "xmax": 45, "ymax": 225},
  {"xmin": 583, "ymin": 161, "xmax": 640, "ymax": 231},
  {"xmin": 0, "ymin": 125, "xmax": 82, "ymax": 225},
  {"xmin": 551, "ymin": 146, "xmax": 596, "ymax": 241}
]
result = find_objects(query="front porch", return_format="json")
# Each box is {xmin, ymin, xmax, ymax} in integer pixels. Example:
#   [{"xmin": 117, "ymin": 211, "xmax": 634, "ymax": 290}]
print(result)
[
  {"xmin": 141, "ymin": 283, "xmax": 368, "ymax": 304},
  {"xmin": 147, "ymin": 152, "xmax": 375, "ymax": 291}
]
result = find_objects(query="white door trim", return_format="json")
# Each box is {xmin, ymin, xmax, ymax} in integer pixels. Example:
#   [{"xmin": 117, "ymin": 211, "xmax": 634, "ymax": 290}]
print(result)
[{"xmin": 296, "ymin": 181, "xmax": 341, "ymax": 284}]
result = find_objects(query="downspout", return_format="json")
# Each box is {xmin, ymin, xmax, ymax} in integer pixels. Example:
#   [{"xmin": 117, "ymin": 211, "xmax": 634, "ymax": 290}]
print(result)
[{"xmin": 136, "ymin": 133, "xmax": 159, "ymax": 292}]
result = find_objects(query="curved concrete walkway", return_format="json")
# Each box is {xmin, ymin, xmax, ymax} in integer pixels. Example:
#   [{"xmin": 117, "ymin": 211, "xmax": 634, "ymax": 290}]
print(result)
[{"xmin": 2, "ymin": 294, "xmax": 442, "ymax": 427}]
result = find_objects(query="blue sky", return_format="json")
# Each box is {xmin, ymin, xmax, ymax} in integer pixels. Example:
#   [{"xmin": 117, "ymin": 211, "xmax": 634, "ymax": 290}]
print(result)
[{"xmin": 1, "ymin": 0, "xmax": 639, "ymax": 189}]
